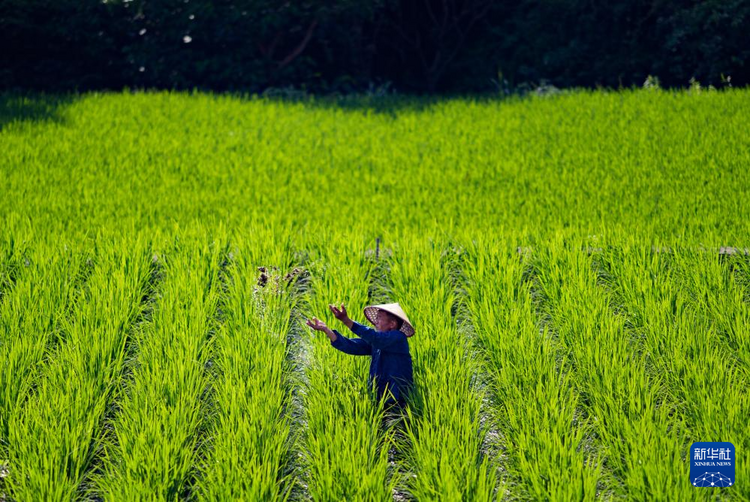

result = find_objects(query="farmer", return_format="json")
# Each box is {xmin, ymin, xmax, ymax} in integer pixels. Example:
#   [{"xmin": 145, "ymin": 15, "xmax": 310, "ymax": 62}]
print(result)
[{"xmin": 306, "ymin": 302, "xmax": 415, "ymax": 410}]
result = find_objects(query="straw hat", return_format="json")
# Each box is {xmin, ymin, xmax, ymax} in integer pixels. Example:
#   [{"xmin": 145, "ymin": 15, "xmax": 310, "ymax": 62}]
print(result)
[{"xmin": 363, "ymin": 302, "xmax": 415, "ymax": 337}]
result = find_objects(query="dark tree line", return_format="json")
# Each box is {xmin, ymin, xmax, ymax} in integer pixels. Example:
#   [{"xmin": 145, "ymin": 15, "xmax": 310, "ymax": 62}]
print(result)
[{"xmin": 2, "ymin": 0, "xmax": 749, "ymax": 94}]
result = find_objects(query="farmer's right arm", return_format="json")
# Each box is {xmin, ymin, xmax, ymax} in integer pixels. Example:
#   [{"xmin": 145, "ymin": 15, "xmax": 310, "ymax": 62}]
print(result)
[
  {"xmin": 330, "ymin": 303, "xmax": 354, "ymax": 329},
  {"xmin": 306, "ymin": 317, "xmax": 371, "ymax": 356}
]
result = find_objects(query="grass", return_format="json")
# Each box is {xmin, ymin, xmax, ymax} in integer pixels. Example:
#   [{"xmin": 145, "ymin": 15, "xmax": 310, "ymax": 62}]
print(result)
[
  {"xmin": 92, "ymin": 230, "xmax": 224, "ymax": 499},
  {"xmin": 195, "ymin": 228, "xmax": 303, "ymax": 500},
  {"xmin": 0, "ymin": 88, "xmax": 748, "ymax": 500},
  {"xmin": 388, "ymin": 237, "xmax": 497, "ymax": 500},
  {"xmin": 460, "ymin": 234, "xmax": 601, "ymax": 500},
  {"xmin": 3, "ymin": 237, "xmax": 152, "ymax": 500},
  {"xmin": 296, "ymin": 227, "xmax": 396, "ymax": 501},
  {"xmin": 0, "ymin": 239, "xmax": 90, "ymax": 455}
]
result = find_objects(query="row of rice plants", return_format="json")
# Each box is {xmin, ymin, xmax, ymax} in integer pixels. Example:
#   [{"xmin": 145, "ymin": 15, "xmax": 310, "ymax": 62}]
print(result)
[
  {"xmin": 531, "ymin": 234, "xmax": 697, "ymax": 500},
  {"xmin": 4, "ymin": 90, "xmax": 749, "ymax": 241},
  {"xmin": 3, "ymin": 237, "xmax": 153, "ymax": 500},
  {"xmin": 0, "ymin": 223, "xmax": 32, "ymax": 304},
  {"xmin": 196, "ymin": 230, "xmax": 305, "ymax": 500},
  {"xmin": 459, "ymin": 235, "xmax": 601, "ymax": 500},
  {"xmin": 670, "ymin": 251, "xmax": 750, "ymax": 501},
  {"xmin": 670, "ymin": 251, "xmax": 750, "ymax": 374},
  {"xmin": 602, "ymin": 242, "xmax": 747, "ymax": 500},
  {"xmin": 0, "ymin": 240, "xmax": 90, "ymax": 457},
  {"xmin": 599, "ymin": 244, "xmax": 748, "ymax": 500},
  {"xmin": 387, "ymin": 237, "xmax": 497, "ymax": 500},
  {"xmin": 298, "ymin": 232, "xmax": 395, "ymax": 500},
  {"xmin": 92, "ymin": 233, "xmax": 225, "ymax": 499},
  {"xmin": 724, "ymin": 254, "xmax": 750, "ymax": 500}
]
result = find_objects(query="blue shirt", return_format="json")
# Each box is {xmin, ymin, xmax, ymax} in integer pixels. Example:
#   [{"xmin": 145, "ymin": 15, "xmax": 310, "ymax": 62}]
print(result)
[{"xmin": 331, "ymin": 320, "xmax": 413, "ymax": 405}]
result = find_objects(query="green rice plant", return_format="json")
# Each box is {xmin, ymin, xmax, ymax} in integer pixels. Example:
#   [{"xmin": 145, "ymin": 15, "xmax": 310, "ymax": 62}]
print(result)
[
  {"xmin": 1, "ymin": 88, "xmax": 749, "ymax": 499},
  {"xmin": 0, "ymin": 239, "xmax": 89, "ymax": 453},
  {"xmin": 93, "ymin": 230, "xmax": 225, "ymax": 500},
  {"xmin": 459, "ymin": 233, "xmax": 601, "ymax": 501},
  {"xmin": 1, "ymin": 89, "xmax": 749, "ymax": 240},
  {"xmin": 725, "ymin": 253, "xmax": 750, "ymax": 501},
  {"xmin": 0, "ymin": 218, "xmax": 33, "ymax": 305},
  {"xmin": 670, "ymin": 249, "xmax": 750, "ymax": 374},
  {"xmin": 297, "ymin": 228, "xmax": 395, "ymax": 501},
  {"xmin": 659, "ymin": 248, "xmax": 749, "ymax": 501},
  {"xmin": 3, "ymin": 236, "xmax": 153, "ymax": 501},
  {"xmin": 387, "ymin": 236, "xmax": 497, "ymax": 500},
  {"xmin": 598, "ymin": 236, "xmax": 745, "ymax": 501},
  {"xmin": 531, "ymin": 232, "xmax": 699, "ymax": 500},
  {"xmin": 196, "ymin": 227, "xmax": 304, "ymax": 500}
]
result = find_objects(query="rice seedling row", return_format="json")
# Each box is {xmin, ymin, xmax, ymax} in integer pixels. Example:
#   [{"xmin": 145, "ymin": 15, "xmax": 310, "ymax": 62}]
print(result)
[
  {"xmin": 597, "ymin": 244, "xmax": 745, "ymax": 501},
  {"xmin": 1, "ymin": 89, "xmax": 748, "ymax": 499},
  {"xmin": 92, "ymin": 233, "xmax": 225, "ymax": 500},
  {"xmin": 387, "ymin": 237, "xmax": 497, "ymax": 500},
  {"xmin": 530, "ymin": 234, "xmax": 710, "ymax": 500},
  {"xmin": 459, "ymin": 235, "xmax": 601, "ymax": 500},
  {"xmin": 0, "ymin": 241, "xmax": 91, "ymax": 460},
  {"xmin": 3, "ymin": 237, "xmax": 153, "ymax": 500},
  {"xmin": 0, "ymin": 231, "xmax": 32, "ymax": 306},
  {"xmin": 2, "ymin": 90, "xmax": 748, "ymax": 240},
  {"xmin": 669, "ymin": 252, "xmax": 750, "ymax": 374},
  {"xmin": 592, "ymin": 243, "xmax": 705, "ymax": 501},
  {"xmin": 196, "ymin": 230, "xmax": 306, "ymax": 500},
  {"xmin": 0, "ymin": 240, "xmax": 87, "ymax": 499},
  {"xmin": 297, "ymin": 232, "xmax": 395, "ymax": 501},
  {"xmin": 648, "ymin": 249, "xmax": 749, "ymax": 500},
  {"xmin": 723, "ymin": 255, "xmax": 750, "ymax": 501}
]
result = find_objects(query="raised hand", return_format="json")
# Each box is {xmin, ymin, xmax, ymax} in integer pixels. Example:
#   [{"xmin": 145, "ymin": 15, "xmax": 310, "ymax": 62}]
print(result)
[
  {"xmin": 306, "ymin": 317, "xmax": 328, "ymax": 332},
  {"xmin": 329, "ymin": 303, "xmax": 349, "ymax": 321}
]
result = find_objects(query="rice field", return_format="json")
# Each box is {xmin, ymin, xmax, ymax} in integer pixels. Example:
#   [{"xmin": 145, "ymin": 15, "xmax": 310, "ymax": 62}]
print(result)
[{"xmin": 0, "ymin": 89, "xmax": 748, "ymax": 501}]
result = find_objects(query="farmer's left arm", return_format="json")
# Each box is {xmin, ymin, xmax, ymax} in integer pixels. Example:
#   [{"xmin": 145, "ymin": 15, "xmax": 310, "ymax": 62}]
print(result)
[
  {"xmin": 349, "ymin": 321, "xmax": 406, "ymax": 351},
  {"xmin": 330, "ymin": 329, "xmax": 373, "ymax": 356},
  {"xmin": 328, "ymin": 303, "xmax": 405, "ymax": 350}
]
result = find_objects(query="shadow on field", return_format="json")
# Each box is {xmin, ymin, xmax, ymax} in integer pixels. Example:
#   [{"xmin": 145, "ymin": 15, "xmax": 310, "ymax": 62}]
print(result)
[
  {"xmin": 259, "ymin": 92, "xmax": 500, "ymax": 118},
  {"xmin": 0, "ymin": 93, "xmax": 77, "ymax": 131}
]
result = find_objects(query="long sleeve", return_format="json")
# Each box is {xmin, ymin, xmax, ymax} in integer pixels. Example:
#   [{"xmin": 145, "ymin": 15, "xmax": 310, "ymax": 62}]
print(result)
[
  {"xmin": 330, "ymin": 329, "xmax": 373, "ymax": 356},
  {"xmin": 349, "ymin": 321, "xmax": 408, "ymax": 352}
]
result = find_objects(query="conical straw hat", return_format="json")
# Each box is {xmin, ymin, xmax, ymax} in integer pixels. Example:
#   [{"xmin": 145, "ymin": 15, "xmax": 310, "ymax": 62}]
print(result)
[{"xmin": 363, "ymin": 302, "xmax": 415, "ymax": 337}]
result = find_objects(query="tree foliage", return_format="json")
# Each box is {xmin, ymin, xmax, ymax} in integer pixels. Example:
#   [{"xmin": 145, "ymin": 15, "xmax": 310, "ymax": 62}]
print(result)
[{"xmin": 1, "ymin": 0, "xmax": 748, "ymax": 93}]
